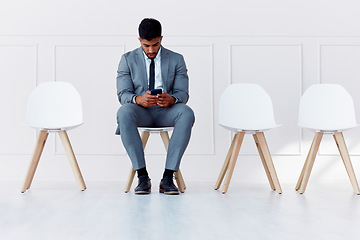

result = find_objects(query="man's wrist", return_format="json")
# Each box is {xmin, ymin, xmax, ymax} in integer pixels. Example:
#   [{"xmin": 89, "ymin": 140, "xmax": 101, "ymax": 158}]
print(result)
[{"xmin": 171, "ymin": 96, "xmax": 178, "ymax": 104}]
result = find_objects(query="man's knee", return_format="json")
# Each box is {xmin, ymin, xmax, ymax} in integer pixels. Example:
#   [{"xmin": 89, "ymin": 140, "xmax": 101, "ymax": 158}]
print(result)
[
  {"xmin": 117, "ymin": 104, "xmax": 137, "ymax": 123},
  {"xmin": 176, "ymin": 104, "xmax": 195, "ymax": 126}
]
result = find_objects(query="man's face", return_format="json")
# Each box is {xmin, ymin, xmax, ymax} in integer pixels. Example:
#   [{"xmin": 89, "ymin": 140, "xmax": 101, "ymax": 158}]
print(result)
[{"xmin": 139, "ymin": 36, "xmax": 163, "ymax": 59}]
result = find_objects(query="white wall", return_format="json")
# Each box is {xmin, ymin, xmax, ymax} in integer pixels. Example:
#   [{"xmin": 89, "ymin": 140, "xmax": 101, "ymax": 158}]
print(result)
[{"xmin": 1, "ymin": 0, "xmax": 360, "ymax": 187}]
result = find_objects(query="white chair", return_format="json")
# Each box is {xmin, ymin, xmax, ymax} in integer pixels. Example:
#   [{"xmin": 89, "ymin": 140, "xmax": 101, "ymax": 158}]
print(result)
[
  {"xmin": 296, "ymin": 84, "xmax": 360, "ymax": 194},
  {"xmin": 215, "ymin": 83, "xmax": 282, "ymax": 194},
  {"xmin": 124, "ymin": 127, "xmax": 186, "ymax": 193},
  {"xmin": 21, "ymin": 82, "xmax": 86, "ymax": 193}
]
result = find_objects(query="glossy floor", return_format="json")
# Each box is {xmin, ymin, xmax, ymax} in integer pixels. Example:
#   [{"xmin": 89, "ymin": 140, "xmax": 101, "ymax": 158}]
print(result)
[{"xmin": 0, "ymin": 181, "xmax": 359, "ymax": 240}]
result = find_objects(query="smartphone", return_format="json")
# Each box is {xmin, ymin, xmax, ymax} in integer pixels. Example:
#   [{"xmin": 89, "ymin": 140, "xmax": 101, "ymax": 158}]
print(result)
[{"xmin": 150, "ymin": 89, "xmax": 162, "ymax": 95}]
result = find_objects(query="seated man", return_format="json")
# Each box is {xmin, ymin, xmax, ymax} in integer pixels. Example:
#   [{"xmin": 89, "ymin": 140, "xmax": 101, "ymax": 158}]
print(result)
[{"xmin": 115, "ymin": 18, "xmax": 195, "ymax": 195}]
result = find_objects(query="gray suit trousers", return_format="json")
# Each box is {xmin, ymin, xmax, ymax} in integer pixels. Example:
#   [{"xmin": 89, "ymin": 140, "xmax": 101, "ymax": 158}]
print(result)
[{"xmin": 117, "ymin": 103, "xmax": 195, "ymax": 171}]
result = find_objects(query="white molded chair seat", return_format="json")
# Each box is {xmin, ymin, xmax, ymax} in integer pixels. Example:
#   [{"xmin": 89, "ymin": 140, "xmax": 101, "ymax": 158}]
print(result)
[
  {"xmin": 138, "ymin": 127, "xmax": 173, "ymax": 132},
  {"xmin": 296, "ymin": 84, "xmax": 360, "ymax": 194},
  {"xmin": 124, "ymin": 127, "xmax": 186, "ymax": 193},
  {"xmin": 215, "ymin": 83, "xmax": 282, "ymax": 194},
  {"xmin": 25, "ymin": 82, "xmax": 83, "ymax": 130},
  {"xmin": 21, "ymin": 82, "xmax": 86, "ymax": 193},
  {"xmin": 298, "ymin": 84, "xmax": 358, "ymax": 131},
  {"xmin": 219, "ymin": 83, "xmax": 280, "ymax": 132}
]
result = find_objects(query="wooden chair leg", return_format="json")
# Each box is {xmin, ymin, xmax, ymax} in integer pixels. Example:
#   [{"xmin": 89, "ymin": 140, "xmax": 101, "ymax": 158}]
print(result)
[
  {"xmin": 222, "ymin": 132, "xmax": 245, "ymax": 194},
  {"xmin": 159, "ymin": 131, "xmax": 170, "ymax": 151},
  {"xmin": 215, "ymin": 134, "xmax": 237, "ymax": 190},
  {"xmin": 124, "ymin": 130, "xmax": 150, "ymax": 192},
  {"xmin": 58, "ymin": 130, "xmax": 86, "ymax": 191},
  {"xmin": 141, "ymin": 131, "xmax": 150, "ymax": 149},
  {"xmin": 160, "ymin": 131, "xmax": 187, "ymax": 192},
  {"xmin": 125, "ymin": 167, "xmax": 136, "ymax": 193},
  {"xmin": 253, "ymin": 133, "xmax": 275, "ymax": 191},
  {"xmin": 174, "ymin": 171, "xmax": 185, "ymax": 193},
  {"xmin": 333, "ymin": 132, "xmax": 360, "ymax": 194},
  {"xmin": 296, "ymin": 154, "xmax": 312, "ymax": 191},
  {"xmin": 255, "ymin": 132, "xmax": 282, "ymax": 194},
  {"xmin": 295, "ymin": 132, "xmax": 322, "ymax": 191},
  {"xmin": 177, "ymin": 169, "xmax": 186, "ymax": 190},
  {"xmin": 21, "ymin": 130, "xmax": 49, "ymax": 193},
  {"xmin": 298, "ymin": 132, "xmax": 323, "ymax": 194}
]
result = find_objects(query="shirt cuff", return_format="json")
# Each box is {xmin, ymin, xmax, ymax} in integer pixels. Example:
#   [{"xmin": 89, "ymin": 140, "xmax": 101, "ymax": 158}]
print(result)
[{"xmin": 172, "ymin": 96, "xmax": 179, "ymax": 104}]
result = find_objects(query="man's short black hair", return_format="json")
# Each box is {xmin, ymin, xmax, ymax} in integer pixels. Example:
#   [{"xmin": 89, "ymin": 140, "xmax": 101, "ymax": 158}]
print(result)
[{"xmin": 138, "ymin": 18, "xmax": 162, "ymax": 41}]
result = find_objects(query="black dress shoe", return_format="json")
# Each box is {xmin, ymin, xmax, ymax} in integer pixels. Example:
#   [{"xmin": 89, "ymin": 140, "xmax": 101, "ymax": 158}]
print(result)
[
  {"xmin": 159, "ymin": 175, "xmax": 179, "ymax": 195},
  {"xmin": 134, "ymin": 175, "xmax": 151, "ymax": 194}
]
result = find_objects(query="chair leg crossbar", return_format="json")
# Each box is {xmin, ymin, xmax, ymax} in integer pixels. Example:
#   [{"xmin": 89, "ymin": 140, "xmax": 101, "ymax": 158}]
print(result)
[
  {"xmin": 296, "ymin": 132, "xmax": 360, "ymax": 194},
  {"xmin": 215, "ymin": 132, "xmax": 282, "ymax": 194},
  {"xmin": 124, "ymin": 130, "xmax": 186, "ymax": 193},
  {"xmin": 21, "ymin": 130, "xmax": 86, "ymax": 193}
]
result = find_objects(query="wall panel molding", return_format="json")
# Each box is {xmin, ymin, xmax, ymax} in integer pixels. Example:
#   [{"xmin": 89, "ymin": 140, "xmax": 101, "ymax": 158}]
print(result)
[
  {"xmin": 319, "ymin": 44, "xmax": 360, "ymax": 156},
  {"xmin": 54, "ymin": 44, "xmax": 125, "ymax": 155},
  {"xmin": 2, "ymin": 35, "xmax": 360, "ymax": 180},
  {"xmin": 229, "ymin": 44, "xmax": 303, "ymax": 155},
  {"xmin": 0, "ymin": 45, "xmax": 38, "ymax": 155}
]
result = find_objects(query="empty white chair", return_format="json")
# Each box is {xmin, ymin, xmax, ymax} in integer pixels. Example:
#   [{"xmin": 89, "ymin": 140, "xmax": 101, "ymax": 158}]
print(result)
[
  {"xmin": 215, "ymin": 83, "xmax": 282, "ymax": 194},
  {"xmin": 124, "ymin": 127, "xmax": 186, "ymax": 193},
  {"xmin": 22, "ymin": 82, "xmax": 86, "ymax": 193},
  {"xmin": 296, "ymin": 84, "xmax": 360, "ymax": 194}
]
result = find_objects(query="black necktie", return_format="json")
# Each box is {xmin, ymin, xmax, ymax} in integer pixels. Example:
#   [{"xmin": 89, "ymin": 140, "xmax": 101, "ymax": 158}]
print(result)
[{"xmin": 149, "ymin": 59, "xmax": 155, "ymax": 90}]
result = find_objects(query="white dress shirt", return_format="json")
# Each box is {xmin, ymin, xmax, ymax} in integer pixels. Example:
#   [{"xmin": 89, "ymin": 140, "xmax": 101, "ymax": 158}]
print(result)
[
  {"xmin": 133, "ymin": 47, "xmax": 178, "ymax": 104},
  {"xmin": 132, "ymin": 48, "xmax": 163, "ymax": 104},
  {"xmin": 143, "ymin": 47, "xmax": 163, "ymax": 91}
]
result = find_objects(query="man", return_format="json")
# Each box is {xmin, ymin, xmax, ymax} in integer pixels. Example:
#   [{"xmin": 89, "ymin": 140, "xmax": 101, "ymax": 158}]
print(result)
[{"xmin": 116, "ymin": 18, "xmax": 195, "ymax": 195}]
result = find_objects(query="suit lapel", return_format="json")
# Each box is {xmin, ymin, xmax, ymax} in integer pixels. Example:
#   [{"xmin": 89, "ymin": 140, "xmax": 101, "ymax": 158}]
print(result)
[
  {"xmin": 161, "ymin": 47, "xmax": 169, "ymax": 92},
  {"xmin": 136, "ymin": 47, "xmax": 148, "ymax": 89}
]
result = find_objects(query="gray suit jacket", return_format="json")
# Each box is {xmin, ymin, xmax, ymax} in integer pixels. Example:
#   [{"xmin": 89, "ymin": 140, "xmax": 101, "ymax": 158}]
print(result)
[
  {"xmin": 116, "ymin": 46, "xmax": 189, "ymax": 105},
  {"xmin": 115, "ymin": 46, "xmax": 189, "ymax": 134}
]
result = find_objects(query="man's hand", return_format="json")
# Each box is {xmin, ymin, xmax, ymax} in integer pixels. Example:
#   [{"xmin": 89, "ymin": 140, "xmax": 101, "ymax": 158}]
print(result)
[
  {"xmin": 157, "ymin": 92, "xmax": 176, "ymax": 107},
  {"xmin": 135, "ymin": 90, "xmax": 158, "ymax": 107}
]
